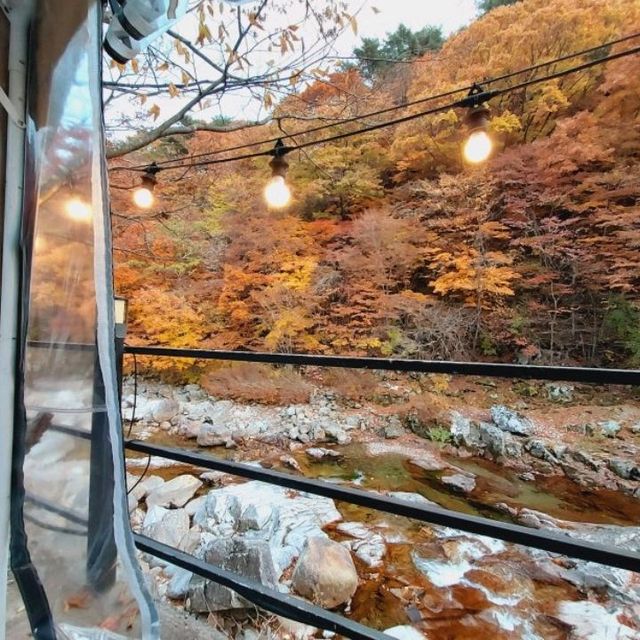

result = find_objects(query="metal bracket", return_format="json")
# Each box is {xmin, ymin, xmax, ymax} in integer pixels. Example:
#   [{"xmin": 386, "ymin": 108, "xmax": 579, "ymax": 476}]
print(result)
[{"xmin": 0, "ymin": 86, "xmax": 25, "ymax": 128}]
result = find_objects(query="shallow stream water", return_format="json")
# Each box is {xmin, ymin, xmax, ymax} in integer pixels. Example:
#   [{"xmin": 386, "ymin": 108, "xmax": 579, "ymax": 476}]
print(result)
[
  {"xmin": 128, "ymin": 431, "xmax": 640, "ymax": 638},
  {"xmin": 291, "ymin": 442, "xmax": 640, "ymax": 525}
]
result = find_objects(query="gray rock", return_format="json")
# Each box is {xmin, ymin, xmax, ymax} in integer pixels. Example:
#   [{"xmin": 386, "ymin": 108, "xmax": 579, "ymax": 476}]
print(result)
[
  {"xmin": 143, "ymin": 508, "xmax": 190, "ymax": 549},
  {"xmin": 185, "ymin": 496, "xmax": 207, "ymax": 517},
  {"xmin": 178, "ymin": 528, "xmax": 202, "ymax": 554},
  {"xmin": 609, "ymin": 459, "xmax": 640, "ymax": 480},
  {"xmin": 324, "ymin": 422, "xmax": 351, "ymax": 445},
  {"xmin": 147, "ymin": 474, "xmax": 202, "ymax": 508},
  {"xmin": 238, "ymin": 503, "xmax": 274, "ymax": 532},
  {"xmin": 571, "ymin": 450, "xmax": 602, "ymax": 471},
  {"xmin": 504, "ymin": 438, "xmax": 523, "ymax": 458},
  {"xmin": 151, "ymin": 398, "xmax": 180, "ymax": 423},
  {"xmin": 199, "ymin": 470, "xmax": 230, "ymax": 485},
  {"xmin": 386, "ymin": 491, "xmax": 437, "ymax": 506},
  {"xmin": 450, "ymin": 412, "xmax": 481, "ymax": 448},
  {"xmin": 384, "ymin": 627, "xmax": 427, "ymax": 640},
  {"xmin": 384, "ymin": 417, "xmax": 405, "ymax": 439},
  {"xmin": 384, "ymin": 425, "xmax": 405, "ymax": 439},
  {"xmin": 551, "ymin": 444, "xmax": 568, "ymax": 459},
  {"xmin": 631, "ymin": 424, "xmax": 640, "ymax": 435},
  {"xmin": 409, "ymin": 454, "xmax": 448, "ymax": 472},
  {"xmin": 306, "ymin": 448, "xmax": 342, "ymax": 461},
  {"xmin": 184, "ymin": 383, "xmax": 206, "ymax": 400},
  {"xmin": 143, "ymin": 505, "xmax": 168, "ymax": 528},
  {"xmin": 513, "ymin": 507, "xmax": 640, "ymax": 605},
  {"xmin": 138, "ymin": 475, "xmax": 165, "ymax": 497},
  {"xmin": 189, "ymin": 538, "xmax": 279, "ymax": 612},
  {"xmin": 554, "ymin": 601, "xmax": 636, "ymax": 640},
  {"xmin": 546, "ymin": 383, "xmax": 574, "ymax": 403},
  {"xmin": 344, "ymin": 415, "xmax": 362, "ymax": 429},
  {"xmin": 292, "ymin": 537, "xmax": 358, "ymax": 609},
  {"xmin": 197, "ymin": 423, "xmax": 232, "ymax": 447},
  {"xmin": 599, "ymin": 420, "xmax": 622, "ymax": 438},
  {"xmin": 337, "ymin": 522, "xmax": 386, "ymax": 568},
  {"xmin": 193, "ymin": 481, "xmax": 342, "ymax": 576},
  {"xmin": 280, "ymin": 455, "xmax": 302, "ymax": 472},
  {"xmin": 311, "ymin": 426, "xmax": 327, "ymax": 442},
  {"xmin": 177, "ymin": 417, "xmax": 202, "ymax": 439},
  {"xmin": 479, "ymin": 422, "xmax": 507, "ymax": 457},
  {"xmin": 490, "ymin": 405, "xmax": 534, "ymax": 436},
  {"xmin": 441, "ymin": 473, "xmax": 476, "ymax": 494},
  {"xmin": 184, "ymin": 400, "xmax": 215, "ymax": 421},
  {"xmin": 167, "ymin": 568, "xmax": 193, "ymax": 599},
  {"xmin": 525, "ymin": 439, "xmax": 559, "ymax": 464}
]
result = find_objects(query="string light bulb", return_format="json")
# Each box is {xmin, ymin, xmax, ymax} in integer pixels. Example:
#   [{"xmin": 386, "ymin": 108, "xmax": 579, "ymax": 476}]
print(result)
[
  {"xmin": 264, "ymin": 140, "xmax": 291, "ymax": 209},
  {"xmin": 462, "ymin": 85, "xmax": 493, "ymax": 164},
  {"xmin": 65, "ymin": 198, "xmax": 93, "ymax": 222},
  {"xmin": 133, "ymin": 163, "xmax": 159, "ymax": 209}
]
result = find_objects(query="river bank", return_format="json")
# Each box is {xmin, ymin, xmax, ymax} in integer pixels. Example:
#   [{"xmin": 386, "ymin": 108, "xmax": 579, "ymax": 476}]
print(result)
[{"xmin": 124, "ymin": 374, "xmax": 640, "ymax": 639}]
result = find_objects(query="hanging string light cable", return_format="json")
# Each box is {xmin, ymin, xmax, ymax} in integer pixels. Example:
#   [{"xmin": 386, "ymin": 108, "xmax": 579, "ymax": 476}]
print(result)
[
  {"xmin": 114, "ymin": 30, "xmax": 640, "ymax": 172},
  {"xmin": 115, "ymin": 38, "xmax": 640, "ymax": 201},
  {"xmin": 179, "ymin": 43, "xmax": 640, "ymax": 169}
]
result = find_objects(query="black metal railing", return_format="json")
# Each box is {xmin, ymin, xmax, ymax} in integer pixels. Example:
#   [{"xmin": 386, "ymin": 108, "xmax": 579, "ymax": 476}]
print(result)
[
  {"xmin": 20, "ymin": 341, "xmax": 640, "ymax": 639},
  {"xmin": 121, "ymin": 345, "xmax": 640, "ymax": 639}
]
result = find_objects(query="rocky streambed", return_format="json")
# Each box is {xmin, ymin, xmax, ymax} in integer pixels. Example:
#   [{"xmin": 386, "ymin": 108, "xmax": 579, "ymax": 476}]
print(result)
[{"xmin": 124, "ymin": 379, "xmax": 640, "ymax": 640}]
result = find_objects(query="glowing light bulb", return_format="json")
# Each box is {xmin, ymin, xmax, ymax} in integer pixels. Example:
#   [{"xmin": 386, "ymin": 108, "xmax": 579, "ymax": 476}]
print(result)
[
  {"xmin": 34, "ymin": 236, "xmax": 46, "ymax": 252},
  {"xmin": 463, "ymin": 130, "xmax": 493, "ymax": 164},
  {"xmin": 65, "ymin": 198, "xmax": 93, "ymax": 222},
  {"xmin": 264, "ymin": 175, "xmax": 292, "ymax": 209},
  {"xmin": 133, "ymin": 186, "xmax": 154, "ymax": 209}
]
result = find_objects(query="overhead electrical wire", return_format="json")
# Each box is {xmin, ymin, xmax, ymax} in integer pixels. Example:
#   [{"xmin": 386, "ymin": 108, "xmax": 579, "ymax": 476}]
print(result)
[
  {"xmin": 116, "ymin": 30, "xmax": 640, "ymax": 172},
  {"xmin": 119, "ymin": 41, "xmax": 640, "ymax": 175}
]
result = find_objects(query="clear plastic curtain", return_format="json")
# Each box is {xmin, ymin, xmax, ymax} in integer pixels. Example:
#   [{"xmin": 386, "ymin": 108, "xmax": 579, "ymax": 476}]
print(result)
[{"xmin": 13, "ymin": 0, "xmax": 158, "ymax": 636}]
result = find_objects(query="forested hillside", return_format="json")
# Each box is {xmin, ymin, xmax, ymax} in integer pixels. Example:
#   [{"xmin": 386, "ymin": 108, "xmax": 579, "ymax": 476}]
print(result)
[{"xmin": 109, "ymin": 0, "xmax": 640, "ymax": 377}]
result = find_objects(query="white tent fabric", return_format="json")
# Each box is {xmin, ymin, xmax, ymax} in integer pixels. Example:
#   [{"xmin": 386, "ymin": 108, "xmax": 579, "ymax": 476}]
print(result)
[{"xmin": 15, "ymin": 0, "xmax": 158, "ymax": 636}]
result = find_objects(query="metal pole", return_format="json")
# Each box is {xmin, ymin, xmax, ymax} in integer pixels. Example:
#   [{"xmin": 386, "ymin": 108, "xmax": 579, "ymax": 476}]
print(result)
[
  {"xmin": 86, "ymin": 342, "xmax": 117, "ymax": 592},
  {"xmin": 114, "ymin": 296, "xmax": 127, "ymax": 404},
  {"xmin": 86, "ymin": 297, "xmax": 126, "ymax": 592},
  {"xmin": 0, "ymin": 2, "xmax": 29, "ymax": 636}
]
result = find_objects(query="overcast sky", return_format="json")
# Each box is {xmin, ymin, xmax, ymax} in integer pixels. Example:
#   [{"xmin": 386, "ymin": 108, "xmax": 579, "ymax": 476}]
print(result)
[
  {"xmin": 106, "ymin": 0, "xmax": 479, "ymax": 137},
  {"xmin": 219, "ymin": 0, "xmax": 478, "ymax": 118},
  {"xmin": 343, "ymin": 0, "xmax": 477, "ymax": 43}
]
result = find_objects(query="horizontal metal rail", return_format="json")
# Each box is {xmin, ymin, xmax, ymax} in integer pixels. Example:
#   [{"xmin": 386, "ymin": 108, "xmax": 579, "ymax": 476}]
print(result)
[
  {"xmin": 120, "ymin": 343, "xmax": 640, "ymax": 639},
  {"xmin": 135, "ymin": 534, "xmax": 391, "ymax": 640},
  {"xmin": 49, "ymin": 424, "xmax": 92, "ymax": 441},
  {"xmin": 26, "ymin": 340, "xmax": 96, "ymax": 352},
  {"xmin": 24, "ymin": 513, "xmax": 87, "ymax": 537},
  {"xmin": 24, "ymin": 493, "xmax": 88, "ymax": 528},
  {"xmin": 123, "ymin": 345, "xmax": 640, "ymax": 385},
  {"xmin": 125, "ymin": 440, "xmax": 640, "ymax": 573}
]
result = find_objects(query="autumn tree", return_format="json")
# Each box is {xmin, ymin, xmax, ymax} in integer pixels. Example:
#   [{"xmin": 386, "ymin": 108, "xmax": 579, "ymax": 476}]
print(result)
[
  {"xmin": 351, "ymin": 24, "xmax": 444, "ymax": 80},
  {"xmin": 104, "ymin": 0, "xmax": 363, "ymax": 157},
  {"xmin": 110, "ymin": 0, "xmax": 640, "ymax": 370},
  {"xmin": 391, "ymin": 0, "xmax": 640, "ymax": 177},
  {"xmin": 477, "ymin": 0, "xmax": 521, "ymax": 14}
]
